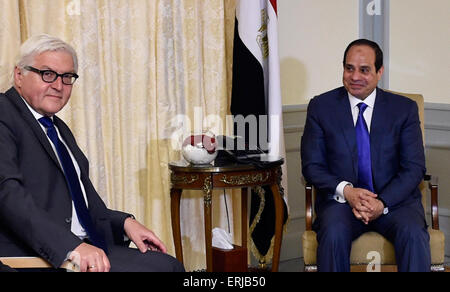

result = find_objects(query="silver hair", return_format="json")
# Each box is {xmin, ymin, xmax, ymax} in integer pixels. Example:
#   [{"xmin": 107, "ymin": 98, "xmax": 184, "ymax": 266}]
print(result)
[{"xmin": 15, "ymin": 34, "xmax": 78, "ymax": 74}]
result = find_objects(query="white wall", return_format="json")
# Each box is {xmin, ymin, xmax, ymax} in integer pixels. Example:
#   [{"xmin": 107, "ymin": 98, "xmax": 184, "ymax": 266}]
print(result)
[
  {"xmin": 279, "ymin": 0, "xmax": 450, "ymax": 105},
  {"xmin": 278, "ymin": 0, "xmax": 359, "ymax": 105},
  {"xmin": 390, "ymin": 0, "xmax": 450, "ymax": 104}
]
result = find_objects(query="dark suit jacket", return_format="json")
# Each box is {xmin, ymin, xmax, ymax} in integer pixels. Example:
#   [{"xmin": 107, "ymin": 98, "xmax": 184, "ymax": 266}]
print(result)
[
  {"xmin": 0, "ymin": 87, "xmax": 131, "ymax": 267},
  {"xmin": 301, "ymin": 87, "xmax": 426, "ymax": 214}
]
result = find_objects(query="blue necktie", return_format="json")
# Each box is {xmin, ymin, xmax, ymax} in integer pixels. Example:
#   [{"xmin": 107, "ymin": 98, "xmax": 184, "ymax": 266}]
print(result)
[
  {"xmin": 39, "ymin": 117, "xmax": 107, "ymax": 252},
  {"xmin": 355, "ymin": 103, "xmax": 374, "ymax": 192}
]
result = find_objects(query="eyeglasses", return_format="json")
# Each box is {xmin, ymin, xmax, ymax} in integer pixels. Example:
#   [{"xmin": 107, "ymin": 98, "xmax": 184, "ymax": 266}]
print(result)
[{"xmin": 24, "ymin": 66, "xmax": 79, "ymax": 85}]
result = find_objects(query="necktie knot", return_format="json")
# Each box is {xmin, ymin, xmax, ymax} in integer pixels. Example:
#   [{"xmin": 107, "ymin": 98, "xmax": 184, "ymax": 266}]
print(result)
[
  {"xmin": 38, "ymin": 116, "xmax": 55, "ymax": 129},
  {"xmin": 357, "ymin": 102, "xmax": 368, "ymax": 115}
]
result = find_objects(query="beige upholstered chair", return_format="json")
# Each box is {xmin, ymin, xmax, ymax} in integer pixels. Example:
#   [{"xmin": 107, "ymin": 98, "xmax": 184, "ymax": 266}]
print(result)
[
  {"xmin": 0, "ymin": 257, "xmax": 78, "ymax": 271},
  {"xmin": 302, "ymin": 92, "xmax": 446, "ymax": 272}
]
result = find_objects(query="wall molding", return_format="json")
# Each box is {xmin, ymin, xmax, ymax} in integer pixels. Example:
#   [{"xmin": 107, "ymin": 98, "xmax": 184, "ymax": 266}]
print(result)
[
  {"xmin": 282, "ymin": 102, "xmax": 450, "ymax": 149},
  {"xmin": 424, "ymin": 102, "xmax": 450, "ymax": 149},
  {"xmin": 283, "ymin": 104, "xmax": 307, "ymax": 113}
]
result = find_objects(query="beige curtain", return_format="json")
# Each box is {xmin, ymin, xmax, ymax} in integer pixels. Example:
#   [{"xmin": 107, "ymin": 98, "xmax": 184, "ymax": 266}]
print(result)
[{"xmin": 0, "ymin": 0, "xmax": 237, "ymax": 271}]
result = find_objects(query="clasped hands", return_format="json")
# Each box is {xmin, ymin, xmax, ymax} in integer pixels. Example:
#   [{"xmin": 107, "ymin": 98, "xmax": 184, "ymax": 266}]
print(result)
[
  {"xmin": 343, "ymin": 185, "xmax": 384, "ymax": 225},
  {"xmin": 66, "ymin": 217, "xmax": 167, "ymax": 272}
]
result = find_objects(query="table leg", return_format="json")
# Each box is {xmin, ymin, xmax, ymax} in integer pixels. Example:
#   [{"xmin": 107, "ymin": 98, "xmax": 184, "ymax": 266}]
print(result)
[
  {"xmin": 241, "ymin": 187, "xmax": 248, "ymax": 248},
  {"xmin": 241, "ymin": 187, "xmax": 249, "ymax": 272},
  {"xmin": 203, "ymin": 176, "xmax": 213, "ymax": 272},
  {"xmin": 270, "ymin": 183, "xmax": 283, "ymax": 272},
  {"xmin": 170, "ymin": 188, "xmax": 183, "ymax": 264}
]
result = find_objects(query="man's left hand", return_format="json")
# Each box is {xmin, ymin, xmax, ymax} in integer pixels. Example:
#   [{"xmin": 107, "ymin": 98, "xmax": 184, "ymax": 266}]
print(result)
[
  {"xmin": 353, "ymin": 197, "xmax": 385, "ymax": 224},
  {"xmin": 124, "ymin": 217, "xmax": 167, "ymax": 254}
]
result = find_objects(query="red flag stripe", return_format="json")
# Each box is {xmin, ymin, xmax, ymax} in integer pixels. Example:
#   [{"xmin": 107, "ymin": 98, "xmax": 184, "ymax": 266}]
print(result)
[{"xmin": 269, "ymin": 0, "xmax": 277, "ymax": 15}]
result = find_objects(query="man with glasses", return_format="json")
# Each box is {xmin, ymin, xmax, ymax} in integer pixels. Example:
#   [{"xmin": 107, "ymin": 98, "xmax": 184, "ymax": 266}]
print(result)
[{"xmin": 0, "ymin": 34, "xmax": 184, "ymax": 272}]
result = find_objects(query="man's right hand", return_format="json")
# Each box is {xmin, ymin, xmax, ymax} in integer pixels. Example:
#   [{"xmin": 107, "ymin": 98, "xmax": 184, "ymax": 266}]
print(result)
[
  {"xmin": 343, "ymin": 185, "xmax": 378, "ymax": 223},
  {"xmin": 69, "ymin": 242, "xmax": 110, "ymax": 272}
]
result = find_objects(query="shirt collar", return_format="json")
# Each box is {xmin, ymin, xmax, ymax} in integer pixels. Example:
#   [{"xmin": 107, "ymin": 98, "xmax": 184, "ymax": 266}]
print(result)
[
  {"xmin": 348, "ymin": 88, "xmax": 377, "ymax": 109},
  {"xmin": 20, "ymin": 96, "xmax": 53, "ymax": 122}
]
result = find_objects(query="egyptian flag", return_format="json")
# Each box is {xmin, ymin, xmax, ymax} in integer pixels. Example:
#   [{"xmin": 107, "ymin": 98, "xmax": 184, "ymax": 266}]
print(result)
[{"xmin": 230, "ymin": 0, "xmax": 289, "ymax": 264}]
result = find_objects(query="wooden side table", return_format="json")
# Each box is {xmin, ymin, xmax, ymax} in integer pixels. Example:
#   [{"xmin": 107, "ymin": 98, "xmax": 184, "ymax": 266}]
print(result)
[{"xmin": 169, "ymin": 157, "xmax": 284, "ymax": 272}]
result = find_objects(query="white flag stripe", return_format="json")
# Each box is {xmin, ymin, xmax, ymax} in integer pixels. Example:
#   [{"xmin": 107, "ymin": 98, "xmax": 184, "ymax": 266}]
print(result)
[
  {"xmin": 236, "ymin": 0, "xmax": 288, "ymax": 204},
  {"xmin": 267, "ymin": 2, "xmax": 281, "ymax": 157},
  {"xmin": 236, "ymin": 0, "xmax": 266, "ymax": 67},
  {"xmin": 266, "ymin": 1, "xmax": 288, "ymax": 205}
]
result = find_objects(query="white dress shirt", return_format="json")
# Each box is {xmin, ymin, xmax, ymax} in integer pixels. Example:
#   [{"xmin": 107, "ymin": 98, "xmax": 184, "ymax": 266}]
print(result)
[
  {"xmin": 21, "ymin": 97, "xmax": 88, "ymax": 239},
  {"xmin": 333, "ymin": 89, "xmax": 376, "ymax": 203}
]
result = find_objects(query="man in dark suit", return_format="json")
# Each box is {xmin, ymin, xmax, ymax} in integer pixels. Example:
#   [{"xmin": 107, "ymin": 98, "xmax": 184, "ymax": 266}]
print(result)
[
  {"xmin": 0, "ymin": 34, "xmax": 184, "ymax": 272},
  {"xmin": 301, "ymin": 39, "xmax": 431, "ymax": 272}
]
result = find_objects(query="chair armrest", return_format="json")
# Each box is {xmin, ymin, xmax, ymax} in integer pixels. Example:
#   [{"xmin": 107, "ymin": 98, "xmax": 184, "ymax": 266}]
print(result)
[
  {"xmin": 0, "ymin": 257, "xmax": 52, "ymax": 269},
  {"xmin": 0, "ymin": 257, "xmax": 79, "ymax": 272},
  {"xmin": 304, "ymin": 180, "xmax": 313, "ymax": 231},
  {"xmin": 424, "ymin": 174, "xmax": 439, "ymax": 230}
]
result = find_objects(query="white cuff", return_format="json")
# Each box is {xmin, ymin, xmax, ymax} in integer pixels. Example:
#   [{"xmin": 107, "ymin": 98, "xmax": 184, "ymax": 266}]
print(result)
[{"xmin": 334, "ymin": 181, "xmax": 352, "ymax": 203}]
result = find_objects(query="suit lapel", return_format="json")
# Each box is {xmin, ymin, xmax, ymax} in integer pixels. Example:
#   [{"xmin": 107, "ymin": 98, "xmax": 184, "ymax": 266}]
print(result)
[
  {"xmin": 54, "ymin": 117, "xmax": 88, "ymax": 177},
  {"xmin": 5, "ymin": 88, "xmax": 61, "ymax": 169},
  {"xmin": 54, "ymin": 117, "xmax": 94, "ymax": 204},
  {"xmin": 53, "ymin": 117, "xmax": 80, "ymax": 163},
  {"xmin": 336, "ymin": 88, "xmax": 358, "ymax": 177},
  {"xmin": 370, "ymin": 88, "xmax": 389, "ymax": 186}
]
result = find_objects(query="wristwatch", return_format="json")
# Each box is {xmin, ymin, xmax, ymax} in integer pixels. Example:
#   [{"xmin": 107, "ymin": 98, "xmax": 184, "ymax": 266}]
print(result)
[{"xmin": 378, "ymin": 198, "xmax": 389, "ymax": 215}]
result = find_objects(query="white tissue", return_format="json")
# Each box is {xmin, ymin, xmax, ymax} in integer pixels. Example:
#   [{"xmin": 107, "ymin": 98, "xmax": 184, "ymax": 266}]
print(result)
[{"xmin": 212, "ymin": 227, "xmax": 234, "ymax": 250}]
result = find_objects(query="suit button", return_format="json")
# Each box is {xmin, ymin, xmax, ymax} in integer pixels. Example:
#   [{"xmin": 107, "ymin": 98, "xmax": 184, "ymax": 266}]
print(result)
[{"xmin": 65, "ymin": 217, "xmax": 72, "ymax": 224}]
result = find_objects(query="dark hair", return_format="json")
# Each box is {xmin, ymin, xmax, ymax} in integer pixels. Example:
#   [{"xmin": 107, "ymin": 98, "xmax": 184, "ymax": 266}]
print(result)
[{"xmin": 343, "ymin": 39, "xmax": 383, "ymax": 72}]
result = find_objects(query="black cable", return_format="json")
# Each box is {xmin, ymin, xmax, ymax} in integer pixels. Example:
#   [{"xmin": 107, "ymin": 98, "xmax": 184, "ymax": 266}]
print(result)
[{"xmin": 223, "ymin": 190, "xmax": 231, "ymax": 234}]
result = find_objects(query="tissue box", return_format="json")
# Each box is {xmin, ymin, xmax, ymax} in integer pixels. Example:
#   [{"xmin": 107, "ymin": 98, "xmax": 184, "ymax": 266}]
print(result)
[{"xmin": 212, "ymin": 245, "xmax": 247, "ymax": 272}]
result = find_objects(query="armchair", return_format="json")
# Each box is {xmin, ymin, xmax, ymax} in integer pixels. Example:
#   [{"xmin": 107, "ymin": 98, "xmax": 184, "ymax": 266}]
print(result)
[{"xmin": 301, "ymin": 92, "xmax": 446, "ymax": 272}]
